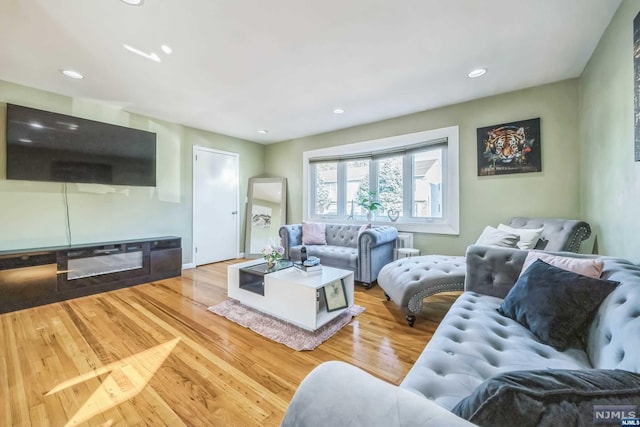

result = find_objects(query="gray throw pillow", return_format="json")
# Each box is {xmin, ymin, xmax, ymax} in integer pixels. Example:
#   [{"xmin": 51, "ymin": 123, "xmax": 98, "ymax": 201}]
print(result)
[
  {"xmin": 452, "ymin": 369, "xmax": 640, "ymax": 427},
  {"xmin": 497, "ymin": 259, "xmax": 618, "ymax": 351}
]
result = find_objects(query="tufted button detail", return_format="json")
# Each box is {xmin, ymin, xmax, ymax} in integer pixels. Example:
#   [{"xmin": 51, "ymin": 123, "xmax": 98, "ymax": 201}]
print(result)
[
  {"xmin": 618, "ymin": 350, "xmax": 625, "ymax": 362},
  {"xmin": 486, "ymin": 357, "xmax": 499, "ymax": 367},
  {"xmin": 446, "ymin": 351, "xmax": 454, "ymax": 356},
  {"xmin": 489, "ymin": 341, "xmax": 504, "ymax": 352},
  {"xmin": 491, "ymin": 329, "xmax": 508, "ymax": 339},
  {"xmin": 605, "ymin": 332, "xmax": 612, "ymax": 343}
]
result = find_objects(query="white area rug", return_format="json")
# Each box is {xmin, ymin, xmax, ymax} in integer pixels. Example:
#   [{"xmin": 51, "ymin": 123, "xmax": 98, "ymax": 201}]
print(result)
[{"xmin": 208, "ymin": 300, "xmax": 365, "ymax": 351}]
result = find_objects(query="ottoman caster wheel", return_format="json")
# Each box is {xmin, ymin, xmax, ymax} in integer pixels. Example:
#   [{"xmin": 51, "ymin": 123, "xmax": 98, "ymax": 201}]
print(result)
[
  {"xmin": 384, "ymin": 293, "xmax": 390, "ymax": 301},
  {"xmin": 406, "ymin": 314, "xmax": 416, "ymax": 327}
]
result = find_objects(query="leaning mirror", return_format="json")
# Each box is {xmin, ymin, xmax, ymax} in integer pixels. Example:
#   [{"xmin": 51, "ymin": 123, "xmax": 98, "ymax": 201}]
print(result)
[{"xmin": 245, "ymin": 177, "xmax": 287, "ymax": 258}]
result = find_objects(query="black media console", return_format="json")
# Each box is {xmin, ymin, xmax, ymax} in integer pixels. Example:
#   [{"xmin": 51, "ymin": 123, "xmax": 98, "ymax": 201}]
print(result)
[{"xmin": 0, "ymin": 236, "xmax": 181, "ymax": 314}]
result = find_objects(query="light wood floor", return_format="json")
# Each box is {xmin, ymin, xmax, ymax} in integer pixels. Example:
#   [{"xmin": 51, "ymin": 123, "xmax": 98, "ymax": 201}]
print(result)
[{"xmin": 0, "ymin": 260, "xmax": 460, "ymax": 426}]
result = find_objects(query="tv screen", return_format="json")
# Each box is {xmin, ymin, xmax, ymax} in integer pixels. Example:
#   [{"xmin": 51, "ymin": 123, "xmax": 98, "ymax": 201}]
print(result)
[{"xmin": 5, "ymin": 104, "xmax": 157, "ymax": 186}]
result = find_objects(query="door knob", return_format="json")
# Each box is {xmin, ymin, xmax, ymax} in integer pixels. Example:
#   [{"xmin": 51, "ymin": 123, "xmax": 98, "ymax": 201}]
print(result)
[{"xmin": 231, "ymin": 211, "xmax": 238, "ymax": 214}]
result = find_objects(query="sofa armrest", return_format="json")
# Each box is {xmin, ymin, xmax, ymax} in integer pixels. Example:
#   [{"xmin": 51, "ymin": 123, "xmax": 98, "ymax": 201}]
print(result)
[
  {"xmin": 358, "ymin": 226, "xmax": 398, "ymax": 284},
  {"xmin": 358, "ymin": 226, "xmax": 398, "ymax": 249},
  {"xmin": 281, "ymin": 361, "xmax": 474, "ymax": 427},
  {"xmin": 279, "ymin": 224, "xmax": 302, "ymax": 259},
  {"xmin": 464, "ymin": 245, "xmax": 528, "ymax": 299}
]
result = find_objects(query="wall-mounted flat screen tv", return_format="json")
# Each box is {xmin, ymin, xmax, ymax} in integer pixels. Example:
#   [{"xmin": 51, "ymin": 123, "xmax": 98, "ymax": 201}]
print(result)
[{"xmin": 5, "ymin": 104, "xmax": 157, "ymax": 186}]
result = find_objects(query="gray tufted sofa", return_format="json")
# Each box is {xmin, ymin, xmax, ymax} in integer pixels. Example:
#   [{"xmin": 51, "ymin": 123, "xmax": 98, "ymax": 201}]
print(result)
[
  {"xmin": 281, "ymin": 245, "xmax": 640, "ymax": 426},
  {"xmin": 279, "ymin": 223, "xmax": 398, "ymax": 287},
  {"xmin": 378, "ymin": 217, "xmax": 591, "ymax": 326}
]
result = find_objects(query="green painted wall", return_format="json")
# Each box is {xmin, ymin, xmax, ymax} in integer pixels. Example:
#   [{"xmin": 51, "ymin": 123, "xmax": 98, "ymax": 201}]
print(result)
[
  {"xmin": 0, "ymin": 80, "xmax": 265, "ymax": 263},
  {"xmin": 579, "ymin": 0, "xmax": 640, "ymax": 262},
  {"xmin": 266, "ymin": 79, "xmax": 583, "ymax": 256}
]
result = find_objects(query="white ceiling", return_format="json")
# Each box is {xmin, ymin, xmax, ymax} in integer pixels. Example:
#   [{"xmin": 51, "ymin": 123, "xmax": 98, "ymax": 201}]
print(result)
[{"xmin": 0, "ymin": 0, "xmax": 621, "ymax": 144}]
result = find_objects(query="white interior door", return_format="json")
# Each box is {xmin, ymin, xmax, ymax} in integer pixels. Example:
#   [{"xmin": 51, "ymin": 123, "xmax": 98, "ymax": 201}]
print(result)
[{"xmin": 193, "ymin": 147, "xmax": 239, "ymax": 265}]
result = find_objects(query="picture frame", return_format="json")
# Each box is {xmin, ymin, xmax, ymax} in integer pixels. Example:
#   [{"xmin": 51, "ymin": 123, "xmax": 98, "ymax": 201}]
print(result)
[
  {"xmin": 477, "ymin": 117, "xmax": 541, "ymax": 176},
  {"xmin": 322, "ymin": 279, "xmax": 348, "ymax": 312}
]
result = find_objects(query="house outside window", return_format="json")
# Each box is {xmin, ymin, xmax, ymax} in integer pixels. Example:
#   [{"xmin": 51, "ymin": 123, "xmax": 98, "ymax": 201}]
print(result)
[{"xmin": 303, "ymin": 127, "xmax": 459, "ymax": 235}]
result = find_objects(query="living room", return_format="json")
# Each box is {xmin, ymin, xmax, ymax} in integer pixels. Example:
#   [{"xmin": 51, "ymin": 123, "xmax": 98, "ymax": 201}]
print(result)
[{"xmin": 1, "ymin": 0, "xmax": 639, "ymax": 426}]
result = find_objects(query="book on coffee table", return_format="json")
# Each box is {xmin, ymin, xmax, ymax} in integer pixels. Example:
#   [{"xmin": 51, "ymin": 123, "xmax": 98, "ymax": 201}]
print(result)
[{"xmin": 293, "ymin": 262, "xmax": 322, "ymax": 275}]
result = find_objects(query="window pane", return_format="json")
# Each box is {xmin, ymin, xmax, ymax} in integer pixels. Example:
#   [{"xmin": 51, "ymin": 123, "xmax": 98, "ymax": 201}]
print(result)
[
  {"xmin": 314, "ymin": 162, "xmax": 337, "ymax": 215},
  {"xmin": 378, "ymin": 156, "xmax": 403, "ymax": 217},
  {"xmin": 346, "ymin": 159, "xmax": 370, "ymax": 216},
  {"xmin": 413, "ymin": 149, "xmax": 443, "ymax": 218}
]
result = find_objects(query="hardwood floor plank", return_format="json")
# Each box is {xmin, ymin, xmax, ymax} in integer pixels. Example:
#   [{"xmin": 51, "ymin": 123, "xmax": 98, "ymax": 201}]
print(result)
[
  {"xmin": 3, "ymin": 314, "xmax": 31, "ymax": 426},
  {"xmin": 0, "ymin": 259, "xmax": 459, "ymax": 425}
]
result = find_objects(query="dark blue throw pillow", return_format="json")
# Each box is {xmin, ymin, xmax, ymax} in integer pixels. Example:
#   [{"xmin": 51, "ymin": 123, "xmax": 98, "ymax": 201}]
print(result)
[
  {"xmin": 497, "ymin": 259, "xmax": 618, "ymax": 351},
  {"xmin": 452, "ymin": 369, "xmax": 640, "ymax": 427}
]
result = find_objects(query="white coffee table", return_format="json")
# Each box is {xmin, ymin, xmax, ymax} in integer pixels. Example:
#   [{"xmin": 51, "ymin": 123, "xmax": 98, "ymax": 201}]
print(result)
[{"xmin": 227, "ymin": 259, "xmax": 354, "ymax": 331}]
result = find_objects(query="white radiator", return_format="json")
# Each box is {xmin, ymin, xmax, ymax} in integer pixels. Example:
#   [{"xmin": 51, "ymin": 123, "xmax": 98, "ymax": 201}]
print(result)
[{"xmin": 394, "ymin": 232, "xmax": 414, "ymax": 260}]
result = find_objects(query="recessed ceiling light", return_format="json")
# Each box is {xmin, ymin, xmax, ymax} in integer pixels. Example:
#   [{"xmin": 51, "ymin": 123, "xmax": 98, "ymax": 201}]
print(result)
[
  {"xmin": 18, "ymin": 138, "xmax": 32, "ymax": 143},
  {"xmin": 123, "ymin": 44, "xmax": 161, "ymax": 63},
  {"xmin": 333, "ymin": 108, "xmax": 345, "ymax": 114},
  {"xmin": 257, "ymin": 129, "xmax": 268, "ymax": 134},
  {"xmin": 61, "ymin": 69, "xmax": 84, "ymax": 79},
  {"xmin": 161, "ymin": 44, "xmax": 173, "ymax": 55},
  {"xmin": 467, "ymin": 68, "xmax": 487, "ymax": 78},
  {"xmin": 121, "ymin": 0, "xmax": 144, "ymax": 5},
  {"xmin": 30, "ymin": 122, "xmax": 43, "ymax": 129}
]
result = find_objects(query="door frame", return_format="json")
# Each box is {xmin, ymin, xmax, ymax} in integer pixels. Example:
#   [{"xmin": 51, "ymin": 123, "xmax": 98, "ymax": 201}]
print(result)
[{"xmin": 192, "ymin": 146, "xmax": 240, "ymax": 266}]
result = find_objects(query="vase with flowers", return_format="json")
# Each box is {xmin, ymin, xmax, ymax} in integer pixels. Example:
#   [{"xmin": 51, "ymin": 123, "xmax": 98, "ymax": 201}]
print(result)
[{"xmin": 262, "ymin": 243, "xmax": 284, "ymax": 271}]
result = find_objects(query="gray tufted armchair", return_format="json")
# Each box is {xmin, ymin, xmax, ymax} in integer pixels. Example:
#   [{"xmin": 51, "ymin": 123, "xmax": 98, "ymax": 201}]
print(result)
[
  {"xmin": 378, "ymin": 217, "xmax": 592, "ymax": 326},
  {"xmin": 279, "ymin": 223, "xmax": 398, "ymax": 287}
]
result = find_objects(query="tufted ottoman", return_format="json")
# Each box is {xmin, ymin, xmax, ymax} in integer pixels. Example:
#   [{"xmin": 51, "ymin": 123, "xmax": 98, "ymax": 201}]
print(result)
[{"xmin": 378, "ymin": 255, "xmax": 466, "ymax": 326}]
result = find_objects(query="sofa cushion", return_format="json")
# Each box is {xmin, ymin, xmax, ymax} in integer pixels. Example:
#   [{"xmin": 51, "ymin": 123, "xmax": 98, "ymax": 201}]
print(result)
[
  {"xmin": 452, "ymin": 369, "xmax": 640, "ymax": 427},
  {"xmin": 475, "ymin": 226, "xmax": 520, "ymax": 248},
  {"xmin": 498, "ymin": 223, "xmax": 543, "ymax": 250},
  {"xmin": 498, "ymin": 260, "xmax": 618, "ymax": 351},
  {"xmin": 400, "ymin": 292, "xmax": 592, "ymax": 410},
  {"xmin": 519, "ymin": 252, "xmax": 604, "ymax": 279},
  {"xmin": 289, "ymin": 245, "xmax": 358, "ymax": 271}
]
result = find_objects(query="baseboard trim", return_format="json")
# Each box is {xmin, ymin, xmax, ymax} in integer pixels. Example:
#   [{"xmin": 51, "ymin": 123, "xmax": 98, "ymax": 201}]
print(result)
[{"xmin": 182, "ymin": 263, "xmax": 196, "ymax": 270}]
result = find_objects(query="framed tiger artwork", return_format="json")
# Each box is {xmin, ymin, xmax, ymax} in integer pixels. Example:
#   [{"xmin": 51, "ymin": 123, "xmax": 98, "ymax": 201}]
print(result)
[{"xmin": 476, "ymin": 117, "xmax": 541, "ymax": 176}]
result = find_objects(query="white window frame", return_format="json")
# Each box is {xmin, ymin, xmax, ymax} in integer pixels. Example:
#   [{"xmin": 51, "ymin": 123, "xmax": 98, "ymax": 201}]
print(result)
[{"xmin": 303, "ymin": 126, "xmax": 459, "ymax": 235}]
